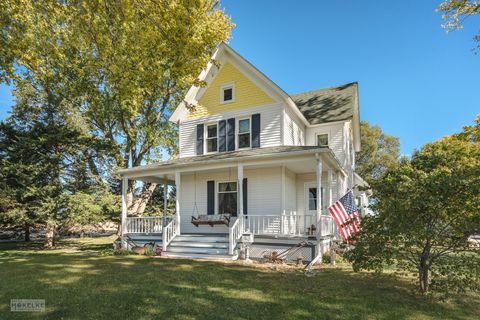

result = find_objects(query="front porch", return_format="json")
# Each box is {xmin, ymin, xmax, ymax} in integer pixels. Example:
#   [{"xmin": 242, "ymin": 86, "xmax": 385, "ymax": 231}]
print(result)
[{"xmin": 119, "ymin": 147, "xmax": 349, "ymax": 260}]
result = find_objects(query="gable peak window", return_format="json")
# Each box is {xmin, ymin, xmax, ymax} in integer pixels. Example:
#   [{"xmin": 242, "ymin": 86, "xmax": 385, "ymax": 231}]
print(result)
[
  {"xmin": 206, "ymin": 123, "xmax": 218, "ymax": 153},
  {"xmin": 221, "ymin": 83, "xmax": 235, "ymax": 104},
  {"xmin": 238, "ymin": 118, "xmax": 251, "ymax": 149},
  {"xmin": 317, "ymin": 133, "xmax": 329, "ymax": 147}
]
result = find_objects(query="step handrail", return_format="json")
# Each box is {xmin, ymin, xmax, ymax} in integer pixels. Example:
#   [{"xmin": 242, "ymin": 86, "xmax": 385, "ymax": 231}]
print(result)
[
  {"xmin": 228, "ymin": 218, "xmax": 243, "ymax": 255},
  {"xmin": 162, "ymin": 218, "xmax": 178, "ymax": 251}
]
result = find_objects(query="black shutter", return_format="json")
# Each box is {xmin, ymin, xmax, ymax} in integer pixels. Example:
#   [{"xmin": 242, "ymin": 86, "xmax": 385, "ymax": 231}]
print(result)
[
  {"xmin": 207, "ymin": 180, "xmax": 215, "ymax": 215},
  {"xmin": 227, "ymin": 118, "xmax": 235, "ymax": 151},
  {"xmin": 252, "ymin": 113, "xmax": 261, "ymax": 148},
  {"xmin": 242, "ymin": 178, "xmax": 248, "ymax": 215},
  {"xmin": 196, "ymin": 124, "xmax": 204, "ymax": 155},
  {"xmin": 218, "ymin": 120, "xmax": 226, "ymax": 152}
]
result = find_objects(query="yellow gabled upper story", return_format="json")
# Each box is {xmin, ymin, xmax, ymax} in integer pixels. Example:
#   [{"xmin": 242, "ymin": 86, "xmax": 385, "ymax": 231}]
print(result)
[
  {"xmin": 170, "ymin": 43, "xmax": 361, "ymax": 171},
  {"xmin": 188, "ymin": 62, "xmax": 274, "ymax": 120}
]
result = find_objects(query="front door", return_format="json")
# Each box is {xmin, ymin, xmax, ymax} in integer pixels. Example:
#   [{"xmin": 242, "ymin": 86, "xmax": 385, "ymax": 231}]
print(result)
[{"xmin": 305, "ymin": 182, "xmax": 318, "ymax": 216}]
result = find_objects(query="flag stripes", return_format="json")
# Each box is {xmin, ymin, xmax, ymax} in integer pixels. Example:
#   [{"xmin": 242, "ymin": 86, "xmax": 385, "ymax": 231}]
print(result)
[{"xmin": 328, "ymin": 190, "xmax": 361, "ymax": 241}]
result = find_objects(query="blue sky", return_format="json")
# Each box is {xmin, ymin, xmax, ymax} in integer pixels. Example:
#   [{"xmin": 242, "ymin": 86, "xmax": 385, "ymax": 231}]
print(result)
[
  {"xmin": 0, "ymin": 1, "xmax": 478, "ymax": 155},
  {"xmin": 219, "ymin": 0, "xmax": 479, "ymax": 155}
]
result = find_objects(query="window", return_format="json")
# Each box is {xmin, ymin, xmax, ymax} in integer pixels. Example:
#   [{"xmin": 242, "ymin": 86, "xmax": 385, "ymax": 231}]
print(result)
[
  {"xmin": 218, "ymin": 182, "xmax": 237, "ymax": 215},
  {"xmin": 317, "ymin": 134, "xmax": 329, "ymax": 147},
  {"xmin": 308, "ymin": 187, "xmax": 317, "ymax": 211},
  {"xmin": 308, "ymin": 187, "xmax": 324, "ymax": 211},
  {"xmin": 206, "ymin": 124, "xmax": 218, "ymax": 153},
  {"xmin": 221, "ymin": 84, "xmax": 235, "ymax": 103},
  {"xmin": 238, "ymin": 118, "xmax": 251, "ymax": 149}
]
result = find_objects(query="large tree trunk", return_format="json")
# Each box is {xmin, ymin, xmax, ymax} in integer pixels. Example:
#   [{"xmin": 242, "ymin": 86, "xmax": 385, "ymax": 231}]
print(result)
[
  {"xmin": 418, "ymin": 263, "xmax": 429, "ymax": 293},
  {"xmin": 44, "ymin": 223, "xmax": 55, "ymax": 249},
  {"xmin": 24, "ymin": 223, "xmax": 31, "ymax": 242},
  {"xmin": 130, "ymin": 183, "xmax": 157, "ymax": 215}
]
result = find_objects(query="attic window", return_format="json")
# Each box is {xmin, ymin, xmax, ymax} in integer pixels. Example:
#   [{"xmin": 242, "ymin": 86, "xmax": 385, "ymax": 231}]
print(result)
[
  {"xmin": 317, "ymin": 134, "xmax": 329, "ymax": 147},
  {"xmin": 221, "ymin": 84, "xmax": 235, "ymax": 103}
]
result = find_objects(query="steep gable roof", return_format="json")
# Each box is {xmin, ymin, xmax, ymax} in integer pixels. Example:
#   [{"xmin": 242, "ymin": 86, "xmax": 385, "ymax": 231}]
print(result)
[{"xmin": 290, "ymin": 82, "xmax": 358, "ymax": 125}]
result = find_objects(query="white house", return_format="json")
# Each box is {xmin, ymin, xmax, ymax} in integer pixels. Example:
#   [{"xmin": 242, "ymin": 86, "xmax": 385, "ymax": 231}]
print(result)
[{"xmin": 118, "ymin": 43, "xmax": 369, "ymax": 262}]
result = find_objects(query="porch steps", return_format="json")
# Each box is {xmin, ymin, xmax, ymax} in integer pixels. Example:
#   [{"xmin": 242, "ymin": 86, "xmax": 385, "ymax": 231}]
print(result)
[
  {"xmin": 162, "ymin": 252, "xmax": 235, "ymax": 261},
  {"xmin": 165, "ymin": 233, "xmax": 233, "ymax": 259}
]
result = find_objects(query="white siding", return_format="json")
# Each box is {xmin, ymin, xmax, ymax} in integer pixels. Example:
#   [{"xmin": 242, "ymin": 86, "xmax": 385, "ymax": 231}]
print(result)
[
  {"xmin": 178, "ymin": 103, "xmax": 283, "ymax": 158},
  {"xmin": 283, "ymin": 107, "xmax": 305, "ymax": 146},
  {"xmin": 295, "ymin": 172, "xmax": 337, "ymax": 216},
  {"xmin": 306, "ymin": 122, "xmax": 346, "ymax": 166},
  {"xmin": 179, "ymin": 167, "xmax": 282, "ymax": 234},
  {"xmin": 285, "ymin": 168, "xmax": 297, "ymax": 215}
]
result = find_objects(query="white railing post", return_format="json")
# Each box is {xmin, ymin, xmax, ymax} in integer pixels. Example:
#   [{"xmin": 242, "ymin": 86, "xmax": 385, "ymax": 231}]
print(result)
[{"xmin": 228, "ymin": 218, "xmax": 242, "ymax": 255}]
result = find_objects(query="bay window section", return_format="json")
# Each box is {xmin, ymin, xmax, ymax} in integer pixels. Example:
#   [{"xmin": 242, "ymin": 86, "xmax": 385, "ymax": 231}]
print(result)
[
  {"xmin": 238, "ymin": 118, "xmax": 251, "ymax": 149},
  {"xmin": 218, "ymin": 182, "xmax": 237, "ymax": 216},
  {"xmin": 206, "ymin": 124, "xmax": 218, "ymax": 153}
]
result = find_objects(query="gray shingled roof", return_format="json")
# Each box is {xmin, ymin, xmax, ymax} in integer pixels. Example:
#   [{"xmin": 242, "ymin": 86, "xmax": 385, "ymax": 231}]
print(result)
[
  {"xmin": 118, "ymin": 146, "xmax": 329, "ymax": 174},
  {"xmin": 291, "ymin": 82, "xmax": 358, "ymax": 125}
]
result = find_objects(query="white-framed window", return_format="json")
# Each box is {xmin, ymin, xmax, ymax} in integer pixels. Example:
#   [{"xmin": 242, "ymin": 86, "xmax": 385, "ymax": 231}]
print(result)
[
  {"xmin": 307, "ymin": 187, "xmax": 324, "ymax": 211},
  {"xmin": 317, "ymin": 133, "xmax": 329, "ymax": 147},
  {"xmin": 220, "ymin": 83, "xmax": 235, "ymax": 104},
  {"xmin": 218, "ymin": 181, "xmax": 237, "ymax": 215},
  {"xmin": 238, "ymin": 117, "xmax": 251, "ymax": 149},
  {"xmin": 206, "ymin": 123, "xmax": 218, "ymax": 153}
]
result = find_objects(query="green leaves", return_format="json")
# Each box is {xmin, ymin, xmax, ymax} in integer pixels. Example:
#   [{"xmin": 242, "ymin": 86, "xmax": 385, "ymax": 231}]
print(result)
[
  {"xmin": 355, "ymin": 121, "xmax": 400, "ymax": 182},
  {"xmin": 349, "ymin": 117, "xmax": 480, "ymax": 294}
]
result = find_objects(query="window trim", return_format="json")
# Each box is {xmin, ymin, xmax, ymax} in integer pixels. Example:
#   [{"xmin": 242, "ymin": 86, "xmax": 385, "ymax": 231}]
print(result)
[
  {"xmin": 316, "ymin": 133, "xmax": 329, "ymax": 147},
  {"xmin": 217, "ymin": 180, "xmax": 238, "ymax": 216},
  {"xmin": 237, "ymin": 117, "xmax": 252, "ymax": 150},
  {"xmin": 205, "ymin": 122, "xmax": 218, "ymax": 154},
  {"xmin": 220, "ymin": 83, "xmax": 235, "ymax": 104}
]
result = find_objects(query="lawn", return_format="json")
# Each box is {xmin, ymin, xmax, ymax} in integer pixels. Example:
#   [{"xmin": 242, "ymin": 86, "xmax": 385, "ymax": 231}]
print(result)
[{"xmin": 0, "ymin": 237, "xmax": 479, "ymax": 320}]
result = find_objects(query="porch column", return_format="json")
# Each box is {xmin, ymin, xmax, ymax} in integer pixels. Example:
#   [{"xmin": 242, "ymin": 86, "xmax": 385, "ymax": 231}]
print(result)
[
  {"xmin": 337, "ymin": 172, "xmax": 344, "ymax": 198},
  {"xmin": 327, "ymin": 170, "xmax": 334, "ymax": 241},
  {"xmin": 121, "ymin": 176, "xmax": 128, "ymax": 249},
  {"xmin": 328, "ymin": 170, "xmax": 333, "ymax": 207},
  {"xmin": 163, "ymin": 181, "xmax": 168, "ymax": 216},
  {"xmin": 315, "ymin": 155, "xmax": 323, "ymax": 234},
  {"xmin": 315, "ymin": 154, "xmax": 323, "ymax": 263},
  {"xmin": 175, "ymin": 171, "xmax": 181, "ymax": 235},
  {"xmin": 238, "ymin": 163, "xmax": 244, "ymax": 231}
]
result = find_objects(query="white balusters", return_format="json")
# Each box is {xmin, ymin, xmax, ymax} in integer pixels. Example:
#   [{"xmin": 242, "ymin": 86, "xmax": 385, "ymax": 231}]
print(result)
[{"xmin": 125, "ymin": 216, "xmax": 172, "ymax": 234}]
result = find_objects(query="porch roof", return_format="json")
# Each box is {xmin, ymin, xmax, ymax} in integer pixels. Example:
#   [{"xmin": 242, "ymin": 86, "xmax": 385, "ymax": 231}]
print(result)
[{"xmin": 118, "ymin": 146, "xmax": 336, "ymax": 176}]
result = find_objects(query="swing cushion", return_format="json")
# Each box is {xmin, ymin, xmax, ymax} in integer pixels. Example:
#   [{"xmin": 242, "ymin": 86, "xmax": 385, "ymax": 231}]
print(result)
[{"xmin": 191, "ymin": 214, "xmax": 231, "ymax": 227}]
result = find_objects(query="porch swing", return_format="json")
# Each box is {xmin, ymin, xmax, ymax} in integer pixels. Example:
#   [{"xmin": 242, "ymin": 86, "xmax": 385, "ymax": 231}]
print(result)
[{"xmin": 190, "ymin": 171, "xmax": 231, "ymax": 227}]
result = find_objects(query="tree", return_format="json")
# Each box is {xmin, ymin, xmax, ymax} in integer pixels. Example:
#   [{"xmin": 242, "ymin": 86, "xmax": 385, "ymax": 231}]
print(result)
[
  {"xmin": 347, "ymin": 117, "xmax": 480, "ymax": 294},
  {"xmin": 438, "ymin": 1, "xmax": 480, "ymax": 49},
  {"xmin": 355, "ymin": 121, "xmax": 400, "ymax": 182},
  {"xmin": 0, "ymin": 78, "xmax": 107, "ymax": 247},
  {"xmin": 0, "ymin": 0, "xmax": 233, "ymax": 215}
]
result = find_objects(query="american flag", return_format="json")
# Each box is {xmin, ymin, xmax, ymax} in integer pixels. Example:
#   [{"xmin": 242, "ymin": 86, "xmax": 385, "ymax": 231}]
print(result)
[{"xmin": 328, "ymin": 190, "xmax": 361, "ymax": 241}]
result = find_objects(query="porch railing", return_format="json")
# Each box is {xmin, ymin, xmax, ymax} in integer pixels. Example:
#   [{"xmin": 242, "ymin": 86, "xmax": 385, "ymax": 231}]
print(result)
[
  {"xmin": 243, "ymin": 214, "xmax": 316, "ymax": 237},
  {"xmin": 318, "ymin": 214, "xmax": 335, "ymax": 237},
  {"xmin": 228, "ymin": 218, "xmax": 243, "ymax": 255},
  {"xmin": 162, "ymin": 218, "xmax": 178, "ymax": 251},
  {"xmin": 125, "ymin": 216, "xmax": 172, "ymax": 234}
]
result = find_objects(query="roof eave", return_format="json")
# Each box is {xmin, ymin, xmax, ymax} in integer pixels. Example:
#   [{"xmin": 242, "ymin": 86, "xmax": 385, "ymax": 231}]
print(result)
[{"xmin": 117, "ymin": 147, "xmax": 335, "ymax": 176}]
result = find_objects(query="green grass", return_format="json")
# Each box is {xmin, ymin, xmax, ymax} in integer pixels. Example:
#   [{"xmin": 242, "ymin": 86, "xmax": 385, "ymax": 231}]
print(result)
[{"xmin": 0, "ymin": 237, "xmax": 479, "ymax": 320}]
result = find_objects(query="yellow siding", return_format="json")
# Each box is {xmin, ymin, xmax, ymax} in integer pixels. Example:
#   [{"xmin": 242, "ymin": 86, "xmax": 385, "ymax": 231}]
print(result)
[{"xmin": 188, "ymin": 63, "xmax": 274, "ymax": 119}]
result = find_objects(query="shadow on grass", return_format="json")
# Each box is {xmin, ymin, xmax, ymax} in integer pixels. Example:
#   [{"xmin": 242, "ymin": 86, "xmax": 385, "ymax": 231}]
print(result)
[{"xmin": 0, "ymin": 239, "xmax": 478, "ymax": 320}]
